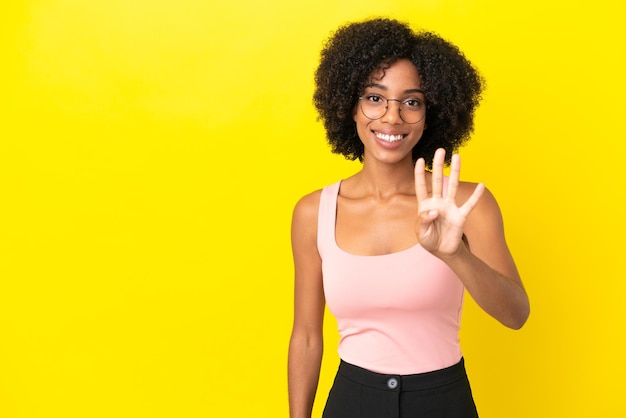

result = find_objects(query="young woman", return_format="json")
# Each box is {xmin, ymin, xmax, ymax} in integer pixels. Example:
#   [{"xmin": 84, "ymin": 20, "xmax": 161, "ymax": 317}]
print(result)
[{"xmin": 288, "ymin": 18, "xmax": 530, "ymax": 418}]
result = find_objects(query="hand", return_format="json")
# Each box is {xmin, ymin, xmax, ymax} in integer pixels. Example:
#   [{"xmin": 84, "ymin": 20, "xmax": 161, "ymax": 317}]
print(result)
[{"xmin": 414, "ymin": 148, "xmax": 485, "ymax": 257}]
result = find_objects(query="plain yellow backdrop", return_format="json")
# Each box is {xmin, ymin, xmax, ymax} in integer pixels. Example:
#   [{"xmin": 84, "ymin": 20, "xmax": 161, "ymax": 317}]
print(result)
[{"xmin": 1, "ymin": 0, "xmax": 625, "ymax": 417}]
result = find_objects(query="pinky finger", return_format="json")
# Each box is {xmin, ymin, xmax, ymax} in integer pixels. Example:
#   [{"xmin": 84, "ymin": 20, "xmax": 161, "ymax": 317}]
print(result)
[{"xmin": 459, "ymin": 183, "xmax": 485, "ymax": 218}]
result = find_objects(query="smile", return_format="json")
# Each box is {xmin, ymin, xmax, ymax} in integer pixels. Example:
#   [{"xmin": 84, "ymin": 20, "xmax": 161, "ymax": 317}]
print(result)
[{"xmin": 375, "ymin": 132, "xmax": 405, "ymax": 143}]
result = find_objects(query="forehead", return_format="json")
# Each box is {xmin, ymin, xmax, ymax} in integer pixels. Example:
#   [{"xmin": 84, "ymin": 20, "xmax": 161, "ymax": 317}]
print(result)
[{"xmin": 367, "ymin": 59, "xmax": 422, "ymax": 88}]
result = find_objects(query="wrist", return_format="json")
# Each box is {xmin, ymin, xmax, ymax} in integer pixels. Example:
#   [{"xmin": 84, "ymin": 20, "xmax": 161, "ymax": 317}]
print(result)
[{"xmin": 434, "ymin": 237, "xmax": 470, "ymax": 263}]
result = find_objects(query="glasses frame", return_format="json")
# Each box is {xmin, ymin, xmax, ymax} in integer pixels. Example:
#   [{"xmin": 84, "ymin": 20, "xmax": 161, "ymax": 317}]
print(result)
[{"xmin": 358, "ymin": 94, "xmax": 426, "ymax": 124}]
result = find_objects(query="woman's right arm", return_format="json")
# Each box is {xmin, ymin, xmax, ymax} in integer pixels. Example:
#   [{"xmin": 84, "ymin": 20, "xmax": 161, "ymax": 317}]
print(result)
[{"xmin": 288, "ymin": 191, "xmax": 325, "ymax": 418}]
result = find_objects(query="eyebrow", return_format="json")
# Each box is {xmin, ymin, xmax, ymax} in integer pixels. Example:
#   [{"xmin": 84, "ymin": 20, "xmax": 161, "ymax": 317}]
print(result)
[{"xmin": 364, "ymin": 83, "xmax": 425, "ymax": 95}]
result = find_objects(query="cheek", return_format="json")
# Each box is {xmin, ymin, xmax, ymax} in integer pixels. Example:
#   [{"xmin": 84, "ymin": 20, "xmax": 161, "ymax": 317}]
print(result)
[{"xmin": 355, "ymin": 122, "xmax": 367, "ymax": 143}]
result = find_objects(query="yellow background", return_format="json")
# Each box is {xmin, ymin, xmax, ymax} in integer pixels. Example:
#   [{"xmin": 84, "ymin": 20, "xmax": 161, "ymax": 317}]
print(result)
[{"xmin": 1, "ymin": 0, "xmax": 625, "ymax": 417}]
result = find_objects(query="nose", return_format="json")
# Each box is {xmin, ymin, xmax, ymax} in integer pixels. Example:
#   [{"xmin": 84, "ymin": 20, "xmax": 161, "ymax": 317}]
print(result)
[{"xmin": 382, "ymin": 99, "xmax": 403, "ymax": 124}]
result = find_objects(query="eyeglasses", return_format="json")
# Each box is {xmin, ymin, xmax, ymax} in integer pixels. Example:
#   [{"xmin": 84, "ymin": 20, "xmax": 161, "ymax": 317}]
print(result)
[{"xmin": 358, "ymin": 93, "xmax": 426, "ymax": 124}]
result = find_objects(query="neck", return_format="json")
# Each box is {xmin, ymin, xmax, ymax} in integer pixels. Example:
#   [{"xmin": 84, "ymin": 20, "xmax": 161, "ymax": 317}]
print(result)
[{"xmin": 353, "ymin": 157, "xmax": 416, "ymax": 200}]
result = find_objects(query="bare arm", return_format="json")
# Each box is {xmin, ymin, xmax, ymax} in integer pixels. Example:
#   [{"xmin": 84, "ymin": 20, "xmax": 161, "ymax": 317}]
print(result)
[
  {"xmin": 446, "ymin": 187, "xmax": 529, "ymax": 329},
  {"xmin": 415, "ymin": 149, "xmax": 530, "ymax": 329},
  {"xmin": 288, "ymin": 191, "xmax": 325, "ymax": 418}
]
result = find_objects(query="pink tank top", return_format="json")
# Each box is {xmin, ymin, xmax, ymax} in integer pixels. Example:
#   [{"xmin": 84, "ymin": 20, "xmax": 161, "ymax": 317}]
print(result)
[{"xmin": 318, "ymin": 181, "xmax": 464, "ymax": 375}]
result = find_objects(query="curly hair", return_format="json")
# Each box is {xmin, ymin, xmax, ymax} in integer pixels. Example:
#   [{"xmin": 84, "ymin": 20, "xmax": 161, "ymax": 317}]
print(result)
[{"xmin": 313, "ymin": 18, "xmax": 484, "ymax": 167}]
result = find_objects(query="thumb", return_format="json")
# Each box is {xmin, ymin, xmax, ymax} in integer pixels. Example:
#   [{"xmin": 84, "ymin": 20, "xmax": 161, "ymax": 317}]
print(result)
[{"xmin": 419, "ymin": 209, "xmax": 439, "ymax": 222}]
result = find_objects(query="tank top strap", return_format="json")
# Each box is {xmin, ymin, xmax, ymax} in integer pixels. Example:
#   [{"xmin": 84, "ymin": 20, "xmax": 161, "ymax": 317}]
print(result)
[{"xmin": 317, "ymin": 181, "xmax": 341, "ymax": 259}]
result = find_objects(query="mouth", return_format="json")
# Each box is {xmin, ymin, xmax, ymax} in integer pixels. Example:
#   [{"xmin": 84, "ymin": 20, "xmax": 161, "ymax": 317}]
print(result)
[{"xmin": 374, "ymin": 131, "xmax": 406, "ymax": 143}]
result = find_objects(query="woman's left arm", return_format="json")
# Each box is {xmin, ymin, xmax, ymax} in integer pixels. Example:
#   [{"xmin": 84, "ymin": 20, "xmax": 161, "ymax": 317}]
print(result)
[
  {"xmin": 415, "ymin": 149, "xmax": 530, "ymax": 329},
  {"xmin": 448, "ymin": 186, "xmax": 529, "ymax": 329}
]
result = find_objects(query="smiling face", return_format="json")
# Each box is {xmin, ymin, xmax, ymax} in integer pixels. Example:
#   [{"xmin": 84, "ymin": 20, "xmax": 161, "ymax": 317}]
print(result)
[{"xmin": 354, "ymin": 59, "xmax": 426, "ymax": 166}]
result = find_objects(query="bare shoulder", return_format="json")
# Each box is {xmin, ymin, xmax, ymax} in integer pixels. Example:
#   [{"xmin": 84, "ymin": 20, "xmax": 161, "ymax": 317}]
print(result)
[
  {"xmin": 291, "ymin": 189, "xmax": 323, "ymax": 247},
  {"xmin": 292, "ymin": 189, "xmax": 322, "ymax": 226},
  {"xmin": 457, "ymin": 181, "xmax": 522, "ymax": 288},
  {"xmin": 457, "ymin": 181, "xmax": 501, "ymax": 219},
  {"xmin": 457, "ymin": 181, "xmax": 507, "ymax": 247}
]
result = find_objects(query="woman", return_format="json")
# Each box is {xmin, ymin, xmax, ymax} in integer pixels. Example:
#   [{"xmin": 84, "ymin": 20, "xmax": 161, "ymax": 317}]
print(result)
[{"xmin": 288, "ymin": 18, "xmax": 529, "ymax": 418}]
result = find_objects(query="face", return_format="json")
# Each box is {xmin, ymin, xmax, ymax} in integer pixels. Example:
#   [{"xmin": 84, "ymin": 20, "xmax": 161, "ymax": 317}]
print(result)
[{"xmin": 353, "ymin": 59, "xmax": 426, "ymax": 166}]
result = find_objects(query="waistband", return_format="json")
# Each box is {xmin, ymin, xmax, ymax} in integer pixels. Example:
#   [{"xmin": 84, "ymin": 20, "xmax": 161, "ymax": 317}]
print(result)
[{"xmin": 337, "ymin": 358, "xmax": 468, "ymax": 392}]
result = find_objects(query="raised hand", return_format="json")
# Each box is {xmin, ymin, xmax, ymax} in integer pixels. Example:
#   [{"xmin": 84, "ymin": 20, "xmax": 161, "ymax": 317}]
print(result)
[{"xmin": 414, "ymin": 148, "xmax": 485, "ymax": 258}]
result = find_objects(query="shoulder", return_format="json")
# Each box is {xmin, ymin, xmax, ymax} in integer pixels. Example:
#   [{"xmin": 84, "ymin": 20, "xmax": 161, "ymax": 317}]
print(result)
[
  {"xmin": 456, "ymin": 181, "xmax": 500, "ymax": 214},
  {"xmin": 456, "ymin": 181, "xmax": 506, "ymax": 243},
  {"xmin": 292, "ymin": 189, "xmax": 323, "ymax": 225},
  {"xmin": 291, "ymin": 189, "xmax": 324, "ymax": 245},
  {"xmin": 291, "ymin": 189, "xmax": 324, "ymax": 264},
  {"xmin": 455, "ymin": 181, "xmax": 522, "ymax": 291}
]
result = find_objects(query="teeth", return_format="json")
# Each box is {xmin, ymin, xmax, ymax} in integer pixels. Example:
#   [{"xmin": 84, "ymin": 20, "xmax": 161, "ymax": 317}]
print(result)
[{"xmin": 376, "ymin": 132, "xmax": 404, "ymax": 142}]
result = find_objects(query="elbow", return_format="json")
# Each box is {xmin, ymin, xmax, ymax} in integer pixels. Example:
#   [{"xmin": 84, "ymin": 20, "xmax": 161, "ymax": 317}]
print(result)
[
  {"xmin": 505, "ymin": 300, "xmax": 531, "ymax": 330},
  {"xmin": 507, "ymin": 315, "xmax": 529, "ymax": 330},
  {"xmin": 289, "ymin": 328, "xmax": 324, "ymax": 355}
]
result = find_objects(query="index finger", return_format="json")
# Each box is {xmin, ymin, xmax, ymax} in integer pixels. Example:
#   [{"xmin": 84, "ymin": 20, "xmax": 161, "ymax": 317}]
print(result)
[{"xmin": 414, "ymin": 157, "xmax": 428, "ymax": 202}]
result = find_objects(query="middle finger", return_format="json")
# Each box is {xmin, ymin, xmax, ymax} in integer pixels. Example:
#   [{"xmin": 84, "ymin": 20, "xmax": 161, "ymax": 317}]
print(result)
[{"xmin": 431, "ymin": 148, "xmax": 445, "ymax": 198}]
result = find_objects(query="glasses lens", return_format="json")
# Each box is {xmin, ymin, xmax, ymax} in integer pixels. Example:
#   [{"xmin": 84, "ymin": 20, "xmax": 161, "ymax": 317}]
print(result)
[
  {"xmin": 399, "ymin": 99, "xmax": 426, "ymax": 124},
  {"xmin": 360, "ymin": 94, "xmax": 387, "ymax": 120}
]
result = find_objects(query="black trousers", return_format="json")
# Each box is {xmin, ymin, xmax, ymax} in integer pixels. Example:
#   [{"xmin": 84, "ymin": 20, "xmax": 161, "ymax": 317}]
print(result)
[{"xmin": 322, "ymin": 358, "xmax": 478, "ymax": 418}]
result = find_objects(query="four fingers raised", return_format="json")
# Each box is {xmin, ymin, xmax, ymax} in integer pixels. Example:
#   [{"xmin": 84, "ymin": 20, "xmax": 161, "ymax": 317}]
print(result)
[{"xmin": 414, "ymin": 148, "xmax": 484, "ymax": 218}]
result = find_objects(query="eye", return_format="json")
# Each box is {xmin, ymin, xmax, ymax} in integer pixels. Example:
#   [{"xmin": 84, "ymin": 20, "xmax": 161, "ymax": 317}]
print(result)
[
  {"xmin": 403, "ymin": 98, "xmax": 424, "ymax": 109},
  {"xmin": 364, "ymin": 94, "xmax": 385, "ymax": 104}
]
